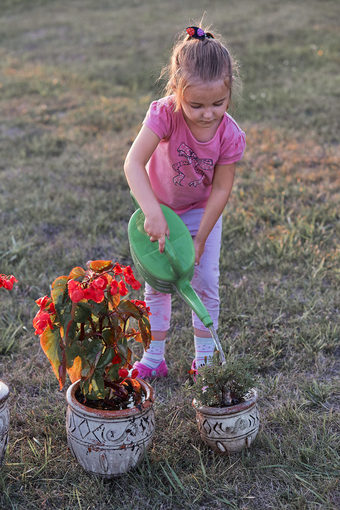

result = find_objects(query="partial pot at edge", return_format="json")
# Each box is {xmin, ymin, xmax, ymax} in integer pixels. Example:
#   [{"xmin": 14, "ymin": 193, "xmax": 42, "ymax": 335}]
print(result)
[{"xmin": 0, "ymin": 381, "xmax": 10, "ymax": 466}]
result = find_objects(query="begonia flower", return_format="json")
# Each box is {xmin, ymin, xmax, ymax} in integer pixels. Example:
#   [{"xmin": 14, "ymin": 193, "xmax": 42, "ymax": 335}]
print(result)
[
  {"xmin": 0, "ymin": 274, "xmax": 18, "ymax": 290},
  {"xmin": 92, "ymin": 275, "xmax": 108, "ymax": 290},
  {"xmin": 112, "ymin": 354, "xmax": 122, "ymax": 364},
  {"xmin": 68, "ymin": 280, "xmax": 85, "ymax": 303},
  {"xmin": 35, "ymin": 295, "xmax": 51, "ymax": 310},
  {"xmin": 110, "ymin": 280, "xmax": 119, "ymax": 295},
  {"xmin": 84, "ymin": 283, "xmax": 104, "ymax": 303},
  {"xmin": 33, "ymin": 310, "xmax": 53, "ymax": 335},
  {"xmin": 118, "ymin": 281, "xmax": 128, "ymax": 296},
  {"xmin": 113, "ymin": 263, "xmax": 123, "ymax": 275},
  {"xmin": 118, "ymin": 368, "xmax": 129, "ymax": 379}
]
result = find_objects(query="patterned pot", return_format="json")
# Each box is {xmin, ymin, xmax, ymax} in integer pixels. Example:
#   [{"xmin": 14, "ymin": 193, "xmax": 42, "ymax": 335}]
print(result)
[
  {"xmin": 193, "ymin": 389, "xmax": 259, "ymax": 454},
  {"xmin": 0, "ymin": 381, "xmax": 10, "ymax": 466},
  {"xmin": 66, "ymin": 379, "xmax": 155, "ymax": 477}
]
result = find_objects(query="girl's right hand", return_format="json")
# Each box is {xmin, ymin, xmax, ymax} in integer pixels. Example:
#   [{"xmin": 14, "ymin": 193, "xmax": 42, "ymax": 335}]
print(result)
[{"xmin": 144, "ymin": 213, "xmax": 169, "ymax": 253}]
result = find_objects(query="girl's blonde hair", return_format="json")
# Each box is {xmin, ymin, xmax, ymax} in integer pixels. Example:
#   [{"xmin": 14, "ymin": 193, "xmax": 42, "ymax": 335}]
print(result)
[{"xmin": 161, "ymin": 26, "xmax": 239, "ymax": 111}]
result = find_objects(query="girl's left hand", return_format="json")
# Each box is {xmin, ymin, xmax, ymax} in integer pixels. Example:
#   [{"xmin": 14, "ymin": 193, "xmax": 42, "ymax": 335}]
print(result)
[{"xmin": 194, "ymin": 237, "xmax": 205, "ymax": 266}]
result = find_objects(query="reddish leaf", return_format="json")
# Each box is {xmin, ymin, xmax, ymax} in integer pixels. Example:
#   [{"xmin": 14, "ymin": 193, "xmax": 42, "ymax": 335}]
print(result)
[
  {"xmin": 138, "ymin": 316, "xmax": 152, "ymax": 351},
  {"xmin": 40, "ymin": 326, "xmax": 65, "ymax": 389},
  {"xmin": 68, "ymin": 266, "xmax": 85, "ymax": 280},
  {"xmin": 88, "ymin": 260, "xmax": 112, "ymax": 272},
  {"xmin": 129, "ymin": 378, "xmax": 142, "ymax": 393},
  {"xmin": 67, "ymin": 355, "xmax": 82, "ymax": 383}
]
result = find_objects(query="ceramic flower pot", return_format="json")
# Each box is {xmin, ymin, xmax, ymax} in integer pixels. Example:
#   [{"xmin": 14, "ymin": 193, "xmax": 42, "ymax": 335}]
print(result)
[
  {"xmin": 66, "ymin": 378, "xmax": 155, "ymax": 477},
  {"xmin": 193, "ymin": 389, "xmax": 259, "ymax": 454},
  {"xmin": 0, "ymin": 381, "xmax": 10, "ymax": 466}
]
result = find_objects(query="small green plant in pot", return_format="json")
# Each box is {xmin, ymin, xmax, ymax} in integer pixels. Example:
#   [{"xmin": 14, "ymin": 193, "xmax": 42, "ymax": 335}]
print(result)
[
  {"xmin": 33, "ymin": 260, "xmax": 155, "ymax": 477},
  {"xmin": 189, "ymin": 353, "xmax": 260, "ymax": 454},
  {"xmin": 0, "ymin": 273, "xmax": 18, "ymax": 466}
]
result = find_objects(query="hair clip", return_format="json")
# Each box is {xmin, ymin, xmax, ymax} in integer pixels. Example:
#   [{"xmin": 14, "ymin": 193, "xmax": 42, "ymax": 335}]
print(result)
[{"xmin": 186, "ymin": 26, "xmax": 214, "ymax": 40}]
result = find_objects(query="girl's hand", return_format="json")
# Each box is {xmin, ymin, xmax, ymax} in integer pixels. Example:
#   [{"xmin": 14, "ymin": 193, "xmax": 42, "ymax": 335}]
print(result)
[
  {"xmin": 144, "ymin": 213, "xmax": 169, "ymax": 253},
  {"xmin": 194, "ymin": 237, "xmax": 206, "ymax": 266}
]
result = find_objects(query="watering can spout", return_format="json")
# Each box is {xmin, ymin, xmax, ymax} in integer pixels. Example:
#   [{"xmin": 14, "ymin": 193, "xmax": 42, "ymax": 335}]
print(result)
[{"xmin": 175, "ymin": 279, "xmax": 213, "ymax": 329}]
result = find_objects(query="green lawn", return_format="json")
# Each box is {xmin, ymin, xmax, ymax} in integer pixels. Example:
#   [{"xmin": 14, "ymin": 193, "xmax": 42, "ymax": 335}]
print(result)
[{"xmin": 0, "ymin": 0, "xmax": 339, "ymax": 509}]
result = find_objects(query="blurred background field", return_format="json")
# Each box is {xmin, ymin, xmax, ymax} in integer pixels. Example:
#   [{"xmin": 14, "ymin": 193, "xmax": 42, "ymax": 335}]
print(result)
[{"xmin": 0, "ymin": 1, "xmax": 339, "ymax": 509}]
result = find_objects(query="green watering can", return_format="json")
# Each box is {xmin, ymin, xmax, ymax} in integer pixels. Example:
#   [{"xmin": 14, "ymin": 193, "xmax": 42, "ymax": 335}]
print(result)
[{"xmin": 127, "ymin": 198, "xmax": 226, "ymax": 364}]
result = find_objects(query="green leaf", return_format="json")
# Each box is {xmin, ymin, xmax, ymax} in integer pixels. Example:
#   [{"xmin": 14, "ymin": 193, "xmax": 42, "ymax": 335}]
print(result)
[
  {"xmin": 107, "ymin": 363, "xmax": 119, "ymax": 382},
  {"xmin": 74, "ymin": 302, "xmax": 92, "ymax": 323},
  {"xmin": 65, "ymin": 340, "xmax": 82, "ymax": 368},
  {"xmin": 64, "ymin": 318, "xmax": 77, "ymax": 346},
  {"xmin": 51, "ymin": 276, "xmax": 68, "ymax": 305},
  {"xmin": 117, "ymin": 337, "xmax": 128, "ymax": 359},
  {"xmin": 54, "ymin": 297, "xmax": 72, "ymax": 327},
  {"xmin": 90, "ymin": 372, "xmax": 105, "ymax": 399},
  {"xmin": 102, "ymin": 328, "xmax": 114, "ymax": 346},
  {"xmin": 90, "ymin": 300, "xmax": 108, "ymax": 318},
  {"xmin": 96, "ymin": 347, "xmax": 114, "ymax": 370}
]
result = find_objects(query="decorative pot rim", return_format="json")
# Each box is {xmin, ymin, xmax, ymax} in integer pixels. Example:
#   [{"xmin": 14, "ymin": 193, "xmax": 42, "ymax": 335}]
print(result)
[
  {"xmin": 192, "ymin": 388, "xmax": 258, "ymax": 416},
  {"xmin": 0, "ymin": 381, "xmax": 9, "ymax": 404},
  {"xmin": 66, "ymin": 378, "xmax": 154, "ymax": 419}
]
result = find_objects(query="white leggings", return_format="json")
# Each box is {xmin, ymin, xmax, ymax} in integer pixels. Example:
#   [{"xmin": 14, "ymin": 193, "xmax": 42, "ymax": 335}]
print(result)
[{"xmin": 144, "ymin": 208, "xmax": 222, "ymax": 332}]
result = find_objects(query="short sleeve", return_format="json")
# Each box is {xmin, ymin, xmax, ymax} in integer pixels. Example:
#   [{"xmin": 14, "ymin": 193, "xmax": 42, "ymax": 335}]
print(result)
[
  {"xmin": 217, "ymin": 115, "xmax": 246, "ymax": 165},
  {"xmin": 143, "ymin": 98, "xmax": 174, "ymax": 140}
]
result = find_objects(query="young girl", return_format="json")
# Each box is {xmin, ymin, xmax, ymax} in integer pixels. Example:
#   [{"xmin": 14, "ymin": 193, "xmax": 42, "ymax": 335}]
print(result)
[{"xmin": 124, "ymin": 25, "xmax": 246, "ymax": 378}]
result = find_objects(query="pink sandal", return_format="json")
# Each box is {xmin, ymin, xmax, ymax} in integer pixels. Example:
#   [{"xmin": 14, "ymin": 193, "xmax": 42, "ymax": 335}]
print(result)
[{"xmin": 133, "ymin": 360, "xmax": 168, "ymax": 379}]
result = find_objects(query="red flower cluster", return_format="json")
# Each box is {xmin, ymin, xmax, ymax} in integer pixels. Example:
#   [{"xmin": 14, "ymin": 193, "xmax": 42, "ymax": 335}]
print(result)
[
  {"xmin": 67, "ymin": 266, "xmax": 139, "ymax": 304},
  {"xmin": 33, "ymin": 296, "xmax": 56, "ymax": 335},
  {"xmin": 123, "ymin": 266, "xmax": 141, "ymax": 290},
  {"xmin": 118, "ymin": 367, "xmax": 139, "ymax": 379},
  {"xmin": 0, "ymin": 274, "xmax": 18, "ymax": 290},
  {"xmin": 68, "ymin": 277, "xmax": 110, "ymax": 304},
  {"xmin": 32, "ymin": 261, "xmax": 144, "ymax": 337}
]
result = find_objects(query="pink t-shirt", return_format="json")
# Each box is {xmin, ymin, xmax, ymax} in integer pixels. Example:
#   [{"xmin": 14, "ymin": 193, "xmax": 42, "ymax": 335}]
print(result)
[{"xmin": 143, "ymin": 96, "xmax": 246, "ymax": 214}]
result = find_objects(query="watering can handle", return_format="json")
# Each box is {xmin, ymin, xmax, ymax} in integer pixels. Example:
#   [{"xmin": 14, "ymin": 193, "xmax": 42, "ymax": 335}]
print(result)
[{"xmin": 130, "ymin": 192, "xmax": 182, "ymax": 276}]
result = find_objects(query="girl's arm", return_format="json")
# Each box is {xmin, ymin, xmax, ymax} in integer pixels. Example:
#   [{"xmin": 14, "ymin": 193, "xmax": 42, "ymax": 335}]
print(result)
[
  {"xmin": 194, "ymin": 163, "xmax": 236, "ymax": 264},
  {"xmin": 124, "ymin": 125, "xmax": 169, "ymax": 252}
]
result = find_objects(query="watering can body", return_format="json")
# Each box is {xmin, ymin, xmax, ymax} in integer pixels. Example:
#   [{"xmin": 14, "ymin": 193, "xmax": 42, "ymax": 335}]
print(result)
[{"xmin": 127, "ymin": 204, "xmax": 213, "ymax": 329}]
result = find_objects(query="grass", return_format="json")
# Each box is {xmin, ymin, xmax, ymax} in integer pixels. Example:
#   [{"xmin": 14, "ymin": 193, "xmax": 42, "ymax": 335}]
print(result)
[{"xmin": 0, "ymin": 0, "xmax": 339, "ymax": 508}]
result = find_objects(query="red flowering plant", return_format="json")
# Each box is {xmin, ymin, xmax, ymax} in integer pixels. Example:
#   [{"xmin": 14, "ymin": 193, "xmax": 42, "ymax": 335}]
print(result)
[
  {"xmin": 33, "ymin": 260, "xmax": 152, "ymax": 410},
  {"xmin": 0, "ymin": 274, "xmax": 18, "ymax": 291},
  {"xmin": 0, "ymin": 274, "xmax": 18, "ymax": 352}
]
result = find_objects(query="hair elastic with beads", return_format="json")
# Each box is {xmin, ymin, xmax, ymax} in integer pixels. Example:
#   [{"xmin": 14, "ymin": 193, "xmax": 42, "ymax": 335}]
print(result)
[{"xmin": 186, "ymin": 26, "xmax": 214, "ymax": 40}]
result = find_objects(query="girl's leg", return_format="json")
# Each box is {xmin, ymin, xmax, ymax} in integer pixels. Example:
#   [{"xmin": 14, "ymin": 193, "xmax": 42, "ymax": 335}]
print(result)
[
  {"xmin": 180, "ymin": 209, "xmax": 222, "ymax": 366},
  {"xmin": 133, "ymin": 283, "xmax": 171, "ymax": 377},
  {"xmin": 191, "ymin": 215, "xmax": 222, "ymax": 332}
]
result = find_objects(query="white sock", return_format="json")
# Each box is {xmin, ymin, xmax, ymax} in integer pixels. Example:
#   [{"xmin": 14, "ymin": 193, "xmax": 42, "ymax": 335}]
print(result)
[
  {"xmin": 139, "ymin": 340, "xmax": 166, "ymax": 369},
  {"xmin": 194, "ymin": 335, "xmax": 215, "ymax": 367}
]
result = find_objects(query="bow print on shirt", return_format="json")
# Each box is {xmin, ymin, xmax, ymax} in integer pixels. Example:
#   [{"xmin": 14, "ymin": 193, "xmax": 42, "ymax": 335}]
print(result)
[{"xmin": 172, "ymin": 143, "xmax": 213, "ymax": 187}]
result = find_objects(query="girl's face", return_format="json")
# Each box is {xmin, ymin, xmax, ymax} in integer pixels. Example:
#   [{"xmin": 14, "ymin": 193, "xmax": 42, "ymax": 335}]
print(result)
[{"xmin": 180, "ymin": 79, "xmax": 230, "ymax": 133}]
